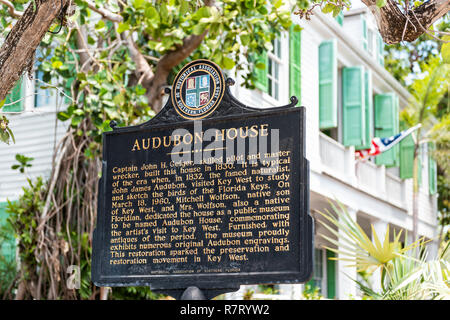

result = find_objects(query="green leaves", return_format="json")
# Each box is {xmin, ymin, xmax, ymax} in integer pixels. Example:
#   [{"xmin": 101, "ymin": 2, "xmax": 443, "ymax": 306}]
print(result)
[
  {"xmin": 190, "ymin": 6, "xmax": 221, "ymax": 36},
  {"xmin": 132, "ymin": 0, "xmax": 145, "ymax": 9},
  {"xmin": 159, "ymin": 2, "xmax": 170, "ymax": 22},
  {"xmin": 95, "ymin": 20, "xmax": 106, "ymax": 31},
  {"xmin": 3, "ymin": 0, "xmax": 307, "ymax": 144},
  {"xmin": 442, "ymin": 35, "xmax": 450, "ymax": 64},
  {"xmin": 0, "ymin": 115, "xmax": 15, "ymax": 144},
  {"xmin": 292, "ymin": 24, "xmax": 303, "ymax": 33},
  {"xmin": 144, "ymin": 5, "xmax": 160, "ymax": 28},
  {"xmin": 113, "ymin": 92, "xmax": 125, "ymax": 105},
  {"xmin": 193, "ymin": 23, "xmax": 208, "ymax": 36},
  {"xmin": 117, "ymin": 22, "xmax": 130, "ymax": 33},
  {"xmin": 376, "ymin": 0, "xmax": 387, "ymax": 8},
  {"xmin": 222, "ymin": 56, "xmax": 235, "ymax": 69},
  {"xmin": 11, "ymin": 154, "xmax": 34, "ymax": 174},
  {"xmin": 321, "ymin": 3, "xmax": 342, "ymax": 17}
]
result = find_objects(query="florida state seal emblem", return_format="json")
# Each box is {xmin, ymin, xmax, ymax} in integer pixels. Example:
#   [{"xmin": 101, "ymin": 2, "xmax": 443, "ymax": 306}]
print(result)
[{"xmin": 171, "ymin": 59, "xmax": 225, "ymax": 120}]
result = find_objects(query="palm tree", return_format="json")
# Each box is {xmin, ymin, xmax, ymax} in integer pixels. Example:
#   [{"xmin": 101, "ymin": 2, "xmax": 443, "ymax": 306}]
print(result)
[
  {"xmin": 401, "ymin": 57, "xmax": 449, "ymax": 240},
  {"xmin": 317, "ymin": 201, "xmax": 449, "ymax": 299}
]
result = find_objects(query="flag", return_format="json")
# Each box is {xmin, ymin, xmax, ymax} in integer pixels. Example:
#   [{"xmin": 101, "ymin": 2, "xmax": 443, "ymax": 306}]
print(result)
[{"xmin": 356, "ymin": 124, "xmax": 421, "ymax": 160}]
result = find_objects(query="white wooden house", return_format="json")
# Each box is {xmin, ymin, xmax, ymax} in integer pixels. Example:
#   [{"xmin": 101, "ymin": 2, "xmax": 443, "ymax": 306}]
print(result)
[
  {"xmin": 225, "ymin": 6, "xmax": 438, "ymax": 299},
  {"xmin": 0, "ymin": 3, "xmax": 438, "ymax": 300}
]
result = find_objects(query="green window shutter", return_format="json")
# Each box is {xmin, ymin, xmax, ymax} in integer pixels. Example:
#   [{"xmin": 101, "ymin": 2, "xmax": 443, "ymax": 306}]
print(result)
[
  {"xmin": 377, "ymin": 33, "xmax": 384, "ymax": 66},
  {"xmin": 289, "ymin": 26, "xmax": 301, "ymax": 104},
  {"xmin": 319, "ymin": 39, "xmax": 337, "ymax": 129},
  {"xmin": 374, "ymin": 93, "xmax": 399, "ymax": 167},
  {"xmin": 326, "ymin": 249, "xmax": 336, "ymax": 299},
  {"xmin": 0, "ymin": 202, "xmax": 15, "ymax": 267},
  {"xmin": 399, "ymin": 122, "xmax": 415, "ymax": 179},
  {"xmin": 342, "ymin": 66, "xmax": 365, "ymax": 147},
  {"xmin": 335, "ymin": 10, "xmax": 344, "ymax": 26},
  {"xmin": 356, "ymin": 69, "xmax": 373, "ymax": 150},
  {"xmin": 362, "ymin": 16, "xmax": 368, "ymax": 51},
  {"xmin": 393, "ymin": 94, "xmax": 400, "ymax": 166},
  {"xmin": 2, "ymin": 78, "xmax": 24, "ymax": 112},
  {"xmin": 254, "ymin": 51, "xmax": 268, "ymax": 93},
  {"xmin": 428, "ymin": 142, "xmax": 437, "ymax": 195}
]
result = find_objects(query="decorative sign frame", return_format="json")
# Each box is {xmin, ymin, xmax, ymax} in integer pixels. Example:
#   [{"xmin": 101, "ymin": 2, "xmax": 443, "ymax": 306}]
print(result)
[{"xmin": 92, "ymin": 59, "xmax": 313, "ymax": 299}]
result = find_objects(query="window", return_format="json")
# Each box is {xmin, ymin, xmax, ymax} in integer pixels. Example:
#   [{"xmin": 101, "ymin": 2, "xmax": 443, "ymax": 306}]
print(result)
[
  {"xmin": 355, "ymin": 68, "xmax": 374, "ymax": 151},
  {"xmin": 34, "ymin": 49, "xmax": 60, "ymax": 108},
  {"xmin": 361, "ymin": 16, "xmax": 368, "ymax": 51},
  {"xmin": 367, "ymin": 29, "xmax": 384, "ymax": 65},
  {"xmin": 368, "ymin": 29, "xmax": 374, "ymax": 56},
  {"xmin": 267, "ymin": 39, "xmax": 282, "ymax": 100},
  {"xmin": 34, "ymin": 63, "xmax": 57, "ymax": 108},
  {"xmin": 253, "ymin": 35, "xmax": 289, "ymax": 104},
  {"xmin": 312, "ymin": 248, "xmax": 324, "ymax": 292},
  {"xmin": 377, "ymin": 33, "xmax": 384, "ymax": 66},
  {"xmin": 35, "ymin": 72, "xmax": 58, "ymax": 108},
  {"xmin": 305, "ymin": 248, "xmax": 337, "ymax": 298},
  {"xmin": 306, "ymin": 248, "xmax": 325, "ymax": 294}
]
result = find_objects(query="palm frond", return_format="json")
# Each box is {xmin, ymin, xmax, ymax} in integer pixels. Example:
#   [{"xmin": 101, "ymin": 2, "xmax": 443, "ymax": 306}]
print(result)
[
  {"xmin": 318, "ymin": 200, "xmax": 449, "ymax": 300},
  {"xmin": 352, "ymin": 277, "xmax": 381, "ymax": 300}
]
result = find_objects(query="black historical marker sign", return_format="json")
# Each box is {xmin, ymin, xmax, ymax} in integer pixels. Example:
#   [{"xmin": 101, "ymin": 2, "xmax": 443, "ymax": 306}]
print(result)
[{"xmin": 92, "ymin": 59, "xmax": 313, "ymax": 298}]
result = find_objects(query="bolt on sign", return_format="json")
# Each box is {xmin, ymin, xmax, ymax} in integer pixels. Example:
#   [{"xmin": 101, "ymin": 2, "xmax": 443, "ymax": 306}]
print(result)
[{"xmin": 92, "ymin": 59, "xmax": 313, "ymax": 299}]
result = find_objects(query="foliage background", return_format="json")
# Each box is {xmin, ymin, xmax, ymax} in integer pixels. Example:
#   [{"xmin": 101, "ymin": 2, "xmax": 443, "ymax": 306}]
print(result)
[{"xmin": 0, "ymin": 0, "xmax": 448, "ymax": 299}]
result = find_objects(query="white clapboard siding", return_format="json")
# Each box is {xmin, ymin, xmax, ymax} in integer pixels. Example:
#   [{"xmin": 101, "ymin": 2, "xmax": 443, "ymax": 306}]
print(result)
[
  {"xmin": 0, "ymin": 112, "xmax": 69, "ymax": 202},
  {"xmin": 299, "ymin": 22, "xmax": 321, "ymax": 170}
]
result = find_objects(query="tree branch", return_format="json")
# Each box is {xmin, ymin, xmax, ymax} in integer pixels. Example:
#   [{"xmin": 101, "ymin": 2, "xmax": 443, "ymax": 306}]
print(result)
[
  {"xmin": 74, "ymin": 22, "xmax": 98, "ymax": 73},
  {"xmin": 123, "ymin": 31, "xmax": 154, "ymax": 87},
  {"xmin": 138, "ymin": 0, "xmax": 216, "ymax": 112},
  {"xmin": 83, "ymin": 0, "xmax": 123, "ymax": 23},
  {"xmin": 0, "ymin": 0, "xmax": 23, "ymax": 18},
  {"xmin": 146, "ymin": 31, "xmax": 209, "ymax": 112},
  {"xmin": 156, "ymin": 32, "xmax": 209, "ymax": 76},
  {"xmin": 0, "ymin": 0, "xmax": 71, "ymax": 102},
  {"xmin": 368, "ymin": 0, "xmax": 450, "ymax": 44}
]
